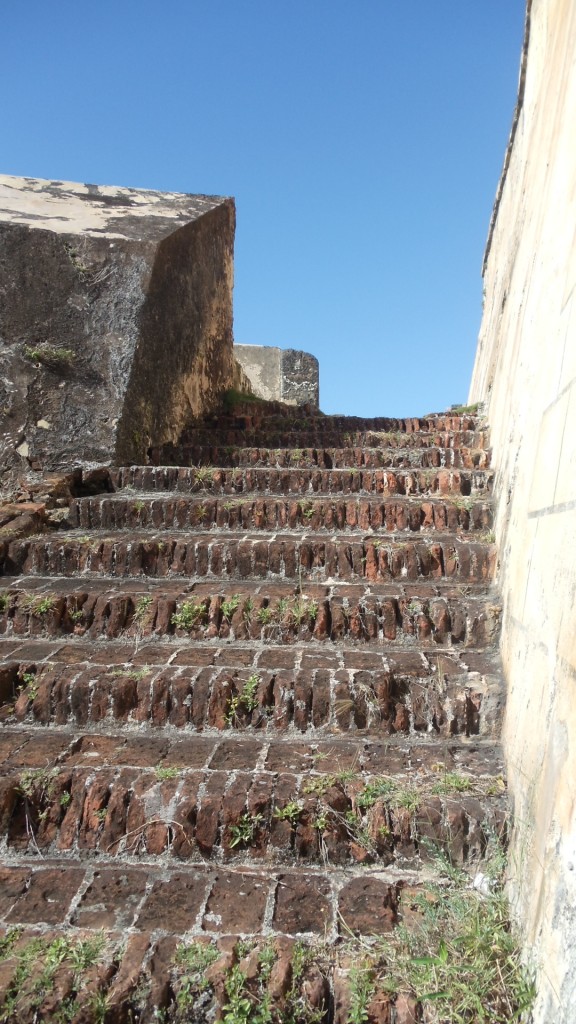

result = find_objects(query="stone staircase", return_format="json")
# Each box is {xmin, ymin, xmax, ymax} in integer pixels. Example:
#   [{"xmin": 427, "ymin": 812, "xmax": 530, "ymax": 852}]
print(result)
[{"xmin": 0, "ymin": 404, "xmax": 508, "ymax": 1023}]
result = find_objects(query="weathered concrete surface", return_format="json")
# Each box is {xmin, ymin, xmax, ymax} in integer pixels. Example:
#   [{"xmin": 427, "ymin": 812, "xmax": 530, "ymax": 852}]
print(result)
[
  {"xmin": 235, "ymin": 344, "xmax": 319, "ymax": 407},
  {"xmin": 469, "ymin": 1, "xmax": 576, "ymax": 1017},
  {"xmin": 0, "ymin": 176, "xmax": 245, "ymax": 487}
]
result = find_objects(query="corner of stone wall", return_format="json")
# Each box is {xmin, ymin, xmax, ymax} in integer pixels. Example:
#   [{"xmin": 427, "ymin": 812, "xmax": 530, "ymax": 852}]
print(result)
[
  {"xmin": 0, "ymin": 178, "xmax": 239, "ymax": 483},
  {"xmin": 115, "ymin": 202, "xmax": 237, "ymax": 463},
  {"xmin": 234, "ymin": 344, "xmax": 319, "ymax": 408}
]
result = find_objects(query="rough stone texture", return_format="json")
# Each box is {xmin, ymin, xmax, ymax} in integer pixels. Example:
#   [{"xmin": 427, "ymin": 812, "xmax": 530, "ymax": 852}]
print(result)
[
  {"xmin": 469, "ymin": 1, "xmax": 576, "ymax": 1018},
  {"xmin": 235, "ymin": 344, "xmax": 319, "ymax": 407},
  {"xmin": 0, "ymin": 175, "xmax": 247, "ymax": 485}
]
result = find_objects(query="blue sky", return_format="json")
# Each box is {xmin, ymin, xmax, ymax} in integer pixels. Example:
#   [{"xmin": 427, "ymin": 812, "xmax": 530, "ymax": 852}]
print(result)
[{"xmin": 2, "ymin": 1, "xmax": 525, "ymax": 416}]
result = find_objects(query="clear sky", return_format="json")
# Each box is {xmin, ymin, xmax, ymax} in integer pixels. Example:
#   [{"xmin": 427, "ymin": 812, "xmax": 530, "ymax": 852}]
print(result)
[{"xmin": 2, "ymin": 1, "xmax": 526, "ymax": 417}]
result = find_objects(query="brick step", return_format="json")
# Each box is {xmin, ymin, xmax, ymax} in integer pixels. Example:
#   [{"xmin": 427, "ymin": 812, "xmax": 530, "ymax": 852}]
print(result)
[
  {"xmin": 112, "ymin": 463, "xmax": 494, "ymax": 496},
  {"xmin": 153, "ymin": 440, "xmax": 491, "ymax": 469},
  {"xmin": 0, "ymin": 636, "xmax": 503, "ymax": 675},
  {"xmin": 71, "ymin": 492, "xmax": 494, "ymax": 536},
  {"xmin": 162, "ymin": 430, "xmax": 487, "ymax": 458},
  {"xmin": 169, "ymin": 419, "xmax": 483, "ymax": 448},
  {"xmin": 0, "ymin": 647, "xmax": 502, "ymax": 736},
  {"xmin": 0, "ymin": 919, "xmax": 438, "ymax": 1024},
  {"xmin": 3, "ymin": 533, "xmax": 497, "ymax": 583},
  {"xmin": 0, "ymin": 733, "xmax": 505, "ymax": 869},
  {"xmin": 0, "ymin": 579, "xmax": 500, "ymax": 647},
  {"xmin": 181, "ymin": 409, "xmax": 482, "ymax": 432},
  {"xmin": 0, "ymin": 858, "xmax": 417, "ymax": 944}
]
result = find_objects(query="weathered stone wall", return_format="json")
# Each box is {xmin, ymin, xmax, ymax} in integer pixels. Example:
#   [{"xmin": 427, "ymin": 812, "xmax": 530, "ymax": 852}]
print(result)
[
  {"xmin": 469, "ymin": 1, "xmax": 576, "ymax": 1017},
  {"xmin": 0, "ymin": 176, "xmax": 245, "ymax": 487},
  {"xmin": 234, "ymin": 344, "xmax": 319, "ymax": 407}
]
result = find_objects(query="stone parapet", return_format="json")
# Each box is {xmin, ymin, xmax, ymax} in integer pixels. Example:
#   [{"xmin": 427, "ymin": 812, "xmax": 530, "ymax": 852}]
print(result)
[
  {"xmin": 234, "ymin": 344, "xmax": 319, "ymax": 407},
  {"xmin": 0, "ymin": 176, "xmax": 239, "ymax": 486}
]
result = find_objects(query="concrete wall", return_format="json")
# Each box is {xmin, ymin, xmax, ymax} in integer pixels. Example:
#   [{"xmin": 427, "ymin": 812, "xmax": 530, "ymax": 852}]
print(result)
[
  {"xmin": 469, "ymin": 1, "xmax": 576, "ymax": 1017},
  {"xmin": 0, "ymin": 176, "xmax": 244, "ymax": 485},
  {"xmin": 235, "ymin": 344, "xmax": 319, "ymax": 407}
]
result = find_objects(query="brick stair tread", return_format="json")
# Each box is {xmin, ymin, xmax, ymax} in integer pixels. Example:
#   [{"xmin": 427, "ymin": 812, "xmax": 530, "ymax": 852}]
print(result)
[
  {"xmin": 152, "ymin": 442, "xmax": 491, "ymax": 468},
  {"xmin": 0, "ymin": 712, "xmax": 506, "ymax": 865},
  {"xmin": 115, "ymin": 464, "xmax": 494, "ymax": 492},
  {"xmin": 0, "ymin": 573, "xmax": 497, "ymax": 598},
  {"xmin": 1, "ymin": 637, "xmax": 502, "ymax": 738},
  {"xmin": 0, "ymin": 856, "xmax": 458, "ymax": 942},
  {"xmin": 0, "ymin": 787, "xmax": 505, "ymax": 873},
  {"xmin": 70, "ymin": 492, "xmax": 494, "ymax": 535},
  {"xmin": 0, "ymin": 636, "xmax": 502, "ymax": 674},
  {"xmin": 0, "ymin": 724, "xmax": 505, "ymax": 772},
  {"xmin": 169, "ymin": 424, "xmax": 488, "ymax": 448},
  {"xmin": 194, "ymin": 412, "xmax": 482, "ymax": 430},
  {"xmin": 1, "ymin": 575, "xmax": 500, "ymax": 649},
  {"xmin": 5, "ymin": 533, "xmax": 496, "ymax": 588}
]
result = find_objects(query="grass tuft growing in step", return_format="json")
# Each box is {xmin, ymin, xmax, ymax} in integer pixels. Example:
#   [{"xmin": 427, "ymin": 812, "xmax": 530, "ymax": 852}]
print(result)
[{"xmin": 341, "ymin": 841, "xmax": 536, "ymax": 1023}]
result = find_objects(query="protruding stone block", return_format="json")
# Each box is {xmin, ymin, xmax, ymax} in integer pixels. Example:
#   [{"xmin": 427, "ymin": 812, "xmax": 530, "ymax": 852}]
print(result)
[
  {"xmin": 0, "ymin": 175, "xmax": 243, "ymax": 483},
  {"xmin": 235, "ymin": 344, "xmax": 319, "ymax": 407}
]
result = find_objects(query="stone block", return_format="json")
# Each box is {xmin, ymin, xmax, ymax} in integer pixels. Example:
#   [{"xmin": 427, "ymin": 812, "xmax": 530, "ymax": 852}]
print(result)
[
  {"xmin": 0, "ymin": 175, "xmax": 243, "ymax": 484},
  {"xmin": 235, "ymin": 344, "xmax": 319, "ymax": 407}
]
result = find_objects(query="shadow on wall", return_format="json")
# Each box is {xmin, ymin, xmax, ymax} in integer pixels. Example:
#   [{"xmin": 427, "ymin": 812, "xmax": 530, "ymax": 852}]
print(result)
[{"xmin": 116, "ymin": 203, "xmax": 239, "ymax": 464}]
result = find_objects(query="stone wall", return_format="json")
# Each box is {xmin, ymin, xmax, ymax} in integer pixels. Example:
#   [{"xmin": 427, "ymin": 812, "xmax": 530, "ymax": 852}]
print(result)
[
  {"xmin": 469, "ymin": 1, "xmax": 576, "ymax": 1017},
  {"xmin": 0, "ymin": 176, "xmax": 246, "ymax": 488},
  {"xmin": 234, "ymin": 344, "xmax": 319, "ymax": 407}
]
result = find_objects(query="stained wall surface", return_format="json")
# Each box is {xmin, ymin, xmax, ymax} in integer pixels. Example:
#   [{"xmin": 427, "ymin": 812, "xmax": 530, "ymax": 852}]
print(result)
[
  {"xmin": 235, "ymin": 345, "xmax": 320, "ymax": 407},
  {"xmin": 0, "ymin": 176, "xmax": 241, "ymax": 484},
  {"xmin": 469, "ymin": 1, "xmax": 576, "ymax": 1017}
]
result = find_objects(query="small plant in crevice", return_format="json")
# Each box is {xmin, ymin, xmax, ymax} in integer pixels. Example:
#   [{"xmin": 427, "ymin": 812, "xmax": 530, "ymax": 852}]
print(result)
[
  {"xmin": 18, "ymin": 765, "xmax": 60, "ymax": 803},
  {"xmin": 347, "ymin": 963, "xmax": 375, "ymax": 1024},
  {"xmin": 273, "ymin": 801, "xmax": 303, "ymax": 825},
  {"xmin": 24, "ymin": 344, "xmax": 76, "ymax": 369},
  {"xmin": 257, "ymin": 605, "xmax": 274, "ymax": 626},
  {"xmin": 229, "ymin": 812, "xmax": 263, "ymax": 849},
  {"xmin": 171, "ymin": 599, "xmax": 205, "ymax": 631},
  {"xmin": 226, "ymin": 673, "xmax": 261, "ymax": 725},
  {"xmin": 109, "ymin": 666, "xmax": 150, "ymax": 682},
  {"xmin": 24, "ymin": 594, "xmax": 56, "ymax": 616},
  {"xmin": 173, "ymin": 941, "xmax": 219, "ymax": 1013},
  {"xmin": 154, "ymin": 764, "xmax": 180, "ymax": 782},
  {"xmin": 133, "ymin": 594, "xmax": 153, "ymax": 624},
  {"xmin": 221, "ymin": 594, "xmax": 241, "ymax": 622},
  {"xmin": 193, "ymin": 466, "xmax": 214, "ymax": 490}
]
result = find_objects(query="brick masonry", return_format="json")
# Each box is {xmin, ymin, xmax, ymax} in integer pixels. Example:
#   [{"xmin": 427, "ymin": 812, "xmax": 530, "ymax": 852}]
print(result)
[{"xmin": 0, "ymin": 403, "xmax": 506, "ymax": 1022}]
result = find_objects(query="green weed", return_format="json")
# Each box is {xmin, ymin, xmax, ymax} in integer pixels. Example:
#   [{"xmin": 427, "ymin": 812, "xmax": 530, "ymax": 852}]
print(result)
[
  {"xmin": 257, "ymin": 606, "xmax": 274, "ymax": 626},
  {"xmin": 273, "ymin": 801, "xmax": 303, "ymax": 825},
  {"xmin": 133, "ymin": 594, "xmax": 153, "ymax": 622},
  {"xmin": 171, "ymin": 599, "xmax": 205, "ymax": 630},
  {"xmin": 24, "ymin": 345, "xmax": 75, "ymax": 367},
  {"xmin": 226, "ymin": 673, "xmax": 261, "ymax": 725},
  {"xmin": 221, "ymin": 594, "xmax": 241, "ymax": 622},
  {"xmin": 347, "ymin": 963, "xmax": 375, "ymax": 1024},
  {"xmin": 360, "ymin": 847, "xmax": 536, "ymax": 1022},
  {"xmin": 154, "ymin": 764, "xmax": 179, "ymax": 781},
  {"xmin": 18, "ymin": 766, "xmax": 59, "ymax": 802},
  {"xmin": 229, "ymin": 812, "xmax": 263, "ymax": 849}
]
